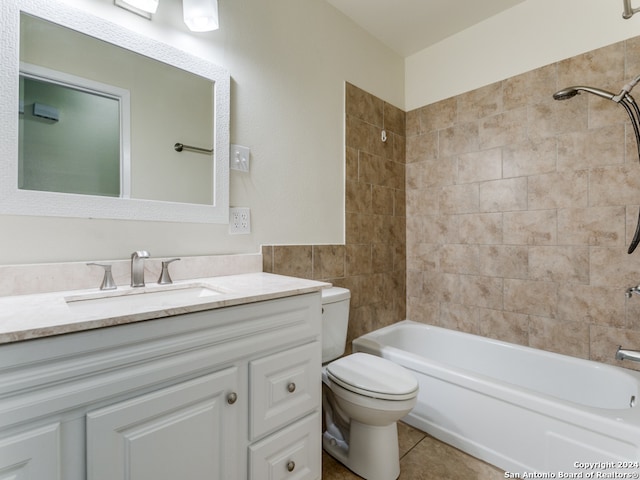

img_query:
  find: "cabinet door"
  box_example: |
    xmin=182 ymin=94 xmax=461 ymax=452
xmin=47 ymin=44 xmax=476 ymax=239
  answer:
xmin=0 ymin=424 xmax=61 ymax=480
xmin=87 ymin=367 xmax=240 ymax=480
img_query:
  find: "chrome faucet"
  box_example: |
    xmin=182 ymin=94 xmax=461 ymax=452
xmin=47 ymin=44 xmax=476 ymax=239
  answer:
xmin=131 ymin=250 xmax=150 ymax=287
xmin=626 ymin=285 xmax=640 ymax=298
xmin=616 ymin=346 xmax=640 ymax=363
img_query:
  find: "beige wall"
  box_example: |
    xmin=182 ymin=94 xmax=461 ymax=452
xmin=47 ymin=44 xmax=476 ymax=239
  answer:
xmin=272 ymin=39 xmax=640 ymax=374
xmin=407 ymin=38 xmax=640 ymax=371
xmin=264 ymin=83 xmax=406 ymax=347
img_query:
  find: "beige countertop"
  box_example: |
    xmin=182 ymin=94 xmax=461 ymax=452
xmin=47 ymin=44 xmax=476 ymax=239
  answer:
xmin=0 ymin=272 xmax=329 ymax=344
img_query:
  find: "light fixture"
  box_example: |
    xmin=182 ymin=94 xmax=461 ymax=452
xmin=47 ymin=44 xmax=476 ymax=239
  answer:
xmin=114 ymin=0 xmax=159 ymax=19
xmin=183 ymin=0 xmax=219 ymax=32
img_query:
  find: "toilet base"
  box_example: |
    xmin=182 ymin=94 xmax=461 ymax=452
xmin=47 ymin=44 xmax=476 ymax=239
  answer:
xmin=323 ymin=420 xmax=400 ymax=480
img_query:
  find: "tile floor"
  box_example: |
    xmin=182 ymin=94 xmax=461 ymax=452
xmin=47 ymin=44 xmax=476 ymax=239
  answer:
xmin=321 ymin=422 xmax=505 ymax=479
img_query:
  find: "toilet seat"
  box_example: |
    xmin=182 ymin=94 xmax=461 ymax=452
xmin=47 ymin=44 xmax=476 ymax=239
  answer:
xmin=326 ymin=353 xmax=418 ymax=401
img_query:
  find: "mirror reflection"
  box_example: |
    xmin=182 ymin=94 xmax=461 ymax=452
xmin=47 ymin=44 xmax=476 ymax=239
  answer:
xmin=19 ymin=13 xmax=214 ymax=205
xmin=19 ymin=70 xmax=123 ymax=197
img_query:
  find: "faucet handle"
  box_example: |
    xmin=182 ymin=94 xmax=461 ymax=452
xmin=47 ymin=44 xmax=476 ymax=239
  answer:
xmin=87 ymin=263 xmax=117 ymax=291
xmin=158 ymin=258 xmax=181 ymax=285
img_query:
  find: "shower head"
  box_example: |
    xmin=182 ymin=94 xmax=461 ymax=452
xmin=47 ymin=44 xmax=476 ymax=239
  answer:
xmin=552 ymin=86 xmax=617 ymax=102
xmin=552 ymin=88 xmax=580 ymax=101
xmin=553 ymin=74 xmax=640 ymax=254
xmin=553 ymin=75 xmax=640 ymax=103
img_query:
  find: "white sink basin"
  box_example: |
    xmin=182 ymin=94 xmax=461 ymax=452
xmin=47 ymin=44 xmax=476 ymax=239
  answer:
xmin=65 ymin=284 xmax=222 ymax=315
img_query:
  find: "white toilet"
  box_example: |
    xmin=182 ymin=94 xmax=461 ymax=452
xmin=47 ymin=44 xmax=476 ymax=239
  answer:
xmin=321 ymin=287 xmax=418 ymax=480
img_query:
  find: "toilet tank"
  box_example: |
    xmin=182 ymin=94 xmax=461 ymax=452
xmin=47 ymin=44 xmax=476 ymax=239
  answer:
xmin=321 ymin=287 xmax=351 ymax=363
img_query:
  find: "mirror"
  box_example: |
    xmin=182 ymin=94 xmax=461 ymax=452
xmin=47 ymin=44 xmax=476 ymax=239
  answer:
xmin=0 ymin=0 xmax=230 ymax=223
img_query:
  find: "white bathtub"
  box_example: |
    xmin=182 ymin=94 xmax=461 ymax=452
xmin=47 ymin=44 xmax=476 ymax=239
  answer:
xmin=353 ymin=320 xmax=640 ymax=476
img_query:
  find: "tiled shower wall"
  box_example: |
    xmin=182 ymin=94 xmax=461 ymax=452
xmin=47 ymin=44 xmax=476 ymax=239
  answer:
xmin=263 ymin=83 xmax=406 ymax=346
xmin=407 ymin=38 xmax=640 ymax=370
xmin=266 ymin=39 xmax=640 ymax=371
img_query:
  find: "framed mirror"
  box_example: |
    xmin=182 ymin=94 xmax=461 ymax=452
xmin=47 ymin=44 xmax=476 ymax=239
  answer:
xmin=0 ymin=0 xmax=230 ymax=223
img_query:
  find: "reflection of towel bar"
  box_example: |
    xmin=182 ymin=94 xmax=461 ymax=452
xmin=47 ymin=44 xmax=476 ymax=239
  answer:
xmin=174 ymin=142 xmax=213 ymax=155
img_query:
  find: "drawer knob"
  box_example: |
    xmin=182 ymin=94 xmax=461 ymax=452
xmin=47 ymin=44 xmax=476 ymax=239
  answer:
xmin=287 ymin=382 xmax=296 ymax=393
xmin=227 ymin=392 xmax=238 ymax=405
xmin=287 ymin=460 xmax=295 ymax=472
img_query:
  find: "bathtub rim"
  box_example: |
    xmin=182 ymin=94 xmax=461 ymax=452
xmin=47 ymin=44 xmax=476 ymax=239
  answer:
xmin=353 ymin=320 xmax=640 ymax=426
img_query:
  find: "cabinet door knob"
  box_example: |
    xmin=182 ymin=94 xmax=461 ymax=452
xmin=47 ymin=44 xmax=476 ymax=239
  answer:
xmin=287 ymin=382 xmax=296 ymax=393
xmin=227 ymin=392 xmax=238 ymax=404
xmin=287 ymin=460 xmax=295 ymax=472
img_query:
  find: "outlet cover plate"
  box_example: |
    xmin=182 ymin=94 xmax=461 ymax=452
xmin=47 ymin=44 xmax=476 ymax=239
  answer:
xmin=229 ymin=207 xmax=251 ymax=234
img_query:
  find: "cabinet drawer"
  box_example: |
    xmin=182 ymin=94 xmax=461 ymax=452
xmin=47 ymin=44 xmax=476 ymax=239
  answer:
xmin=248 ymin=412 xmax=320 ymax=480
xmin=250 ymin=342 xmax=320 ymax=440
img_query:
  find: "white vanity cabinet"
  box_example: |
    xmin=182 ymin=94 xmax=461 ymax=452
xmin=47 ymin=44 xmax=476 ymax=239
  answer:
xmin=0 ymin=292 xmax=322 ymax=480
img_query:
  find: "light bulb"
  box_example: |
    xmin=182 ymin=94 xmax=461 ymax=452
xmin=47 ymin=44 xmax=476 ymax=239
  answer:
xmin=183 ymin=0 xmax=219 ymax=32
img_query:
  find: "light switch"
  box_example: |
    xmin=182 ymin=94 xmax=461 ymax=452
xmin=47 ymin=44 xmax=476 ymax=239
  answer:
xmin=230 ymin=144 xmax=250 ymax=172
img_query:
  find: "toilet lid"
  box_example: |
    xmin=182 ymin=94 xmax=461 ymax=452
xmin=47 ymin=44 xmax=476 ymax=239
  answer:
xmin=326 ymin=352 xmax=418 ymax=400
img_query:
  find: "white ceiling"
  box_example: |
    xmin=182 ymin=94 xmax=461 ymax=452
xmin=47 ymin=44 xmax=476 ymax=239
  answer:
xmin=326 ymin=0 xmax=525 ymax=57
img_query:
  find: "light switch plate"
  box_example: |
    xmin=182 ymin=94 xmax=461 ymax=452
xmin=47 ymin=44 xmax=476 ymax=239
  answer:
xmin=229 ymin=207 xmax=251 ymax=234
xmin=230 ymin=144 xmax=250 ymax=172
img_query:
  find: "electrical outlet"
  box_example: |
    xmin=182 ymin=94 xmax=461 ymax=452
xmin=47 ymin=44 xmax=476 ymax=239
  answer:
xmin=230 ymin=144 xmax=250 ymax=172
xmin=229 ymin=207 xmax=251 ymax=234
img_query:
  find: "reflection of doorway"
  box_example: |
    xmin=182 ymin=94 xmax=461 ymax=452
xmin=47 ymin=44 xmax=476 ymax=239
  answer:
xmin=19 ymin=62 xmax=130 ymax=198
